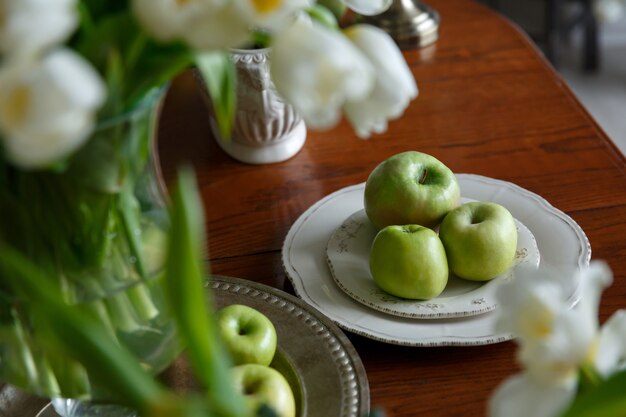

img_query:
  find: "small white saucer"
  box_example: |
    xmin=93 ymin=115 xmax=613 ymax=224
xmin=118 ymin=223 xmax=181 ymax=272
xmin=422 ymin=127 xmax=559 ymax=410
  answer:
xmin=326 ymin=205 xmax=540 ymax=319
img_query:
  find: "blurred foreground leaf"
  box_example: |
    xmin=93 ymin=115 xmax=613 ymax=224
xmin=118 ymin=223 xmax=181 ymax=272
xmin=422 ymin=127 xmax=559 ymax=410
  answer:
xmin=0 ymin=245 xmax=165 ymax=410
xmin=164 ymin=168 xmax=248 ymax=417
xmin=194 ymin=52 xmax=236 ymax=140
xmin=561 ymin=368 xmax=626 ymax=417
xmin=0 ymin=168 xmax=248 ymax=417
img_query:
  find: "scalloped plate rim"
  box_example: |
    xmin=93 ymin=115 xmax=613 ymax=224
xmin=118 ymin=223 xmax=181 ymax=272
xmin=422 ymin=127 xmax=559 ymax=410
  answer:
xmin=281 ymin=173 xmax=591 ymax=347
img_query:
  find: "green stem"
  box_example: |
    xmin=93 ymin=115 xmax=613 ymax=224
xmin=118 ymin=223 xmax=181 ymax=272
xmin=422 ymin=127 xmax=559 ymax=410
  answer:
xmin=0 ymin=245 xmax=167 ymax=410
xmin=127 ymin=283 xmax=159 ymax=322
xmin=126 ymin=32 xmax=148 ymax=74
xmin=10 ymin=309 xmax=39 ymax=391
xmin=32 ymin=354 xmax=61 ymax=397
xmin=105 ymin=292 xmax=142 ymax=334
xmin=49 ymin=357 xmax=91 ymax=400
xmin=118 ymin=188 xmax=147 ymax=278
xmin=83 ymin=299 xmax=121 ymax=344
xmin=165 ymin=169 xmax=249 ymax=417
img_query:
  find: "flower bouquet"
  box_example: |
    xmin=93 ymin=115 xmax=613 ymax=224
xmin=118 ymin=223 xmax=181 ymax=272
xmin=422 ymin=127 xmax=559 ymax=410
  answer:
xmin=0 ymin=0 xmax=417 ymax=415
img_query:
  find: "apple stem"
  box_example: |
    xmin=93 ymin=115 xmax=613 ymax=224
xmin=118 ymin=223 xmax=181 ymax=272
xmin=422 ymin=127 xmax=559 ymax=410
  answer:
xmin=419 ymin=169 xmax=429 ymax=184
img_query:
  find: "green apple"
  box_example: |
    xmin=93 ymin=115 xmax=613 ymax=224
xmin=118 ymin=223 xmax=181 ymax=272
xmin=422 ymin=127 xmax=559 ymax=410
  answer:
xmin=369 ymin=224 xmax=448 ymax=300
xmin=364 ymin=151 xmax=460 ymax=229
xmin=439 ymin=201 xmax=518 ymax=281
xmin=217 ymin=304 xmax=277 ymax=366
xmin=231 ymin=364 xmax=296 ymax=417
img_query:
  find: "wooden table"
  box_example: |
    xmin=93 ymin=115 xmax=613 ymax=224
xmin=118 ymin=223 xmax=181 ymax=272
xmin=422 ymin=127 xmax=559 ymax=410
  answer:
xmin=157 ymin=1 xmax=626 ymax=416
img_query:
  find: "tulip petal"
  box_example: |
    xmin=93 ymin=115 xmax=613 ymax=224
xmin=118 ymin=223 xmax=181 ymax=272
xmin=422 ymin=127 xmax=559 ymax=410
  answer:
xmin=595 ymin=309 xmax=626 ymax=377
xmin=132 ymin=0 xmax=252 ymax=50
xmin=342 ymin=24 xmax=417 ymax=138
xmin=344 ymin=0 xmax=392 ymax=16
xmin=495 ymin=264 xmax=568 ymax=342
xmin=243 ymin=0 xmax=312 ymax=32
xmin=132 ymin=0 xmax=194 ymax=42
xmin=182 ymin=4 xmax=251 ymax=50
xmin=488 ymin=373 xmax=577 ymax=417
xmin=42 ymin=49 xmax=106 ymax=109
xmin=0 ymin=49 xmax=105 ymax=168
xmin=518 ymin=310 xmax=591 ymax=384
xmin=270 ymin=19 xmax=374 ymax=129
xmin=574 ymin=261 xmax=613 ymax=334
xmin=495 ymin=262 xmax=613 ymax=386
xmin=0 ymin=0 xmax=78 ymax=56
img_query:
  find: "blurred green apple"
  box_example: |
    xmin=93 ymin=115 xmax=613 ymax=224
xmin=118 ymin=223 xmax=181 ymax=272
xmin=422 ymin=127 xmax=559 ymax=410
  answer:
xmin=439 ymin=202 xmax=518 ymax=281
xmin=369 ymin=224 xmax=448 ymax=300
xmin=217 ymin=304 xmax=277 ymax=366
xmin=364 ymin=151 xmax=460 ymax=229
xmin=231 ymin=364 xmax=296 ymax=417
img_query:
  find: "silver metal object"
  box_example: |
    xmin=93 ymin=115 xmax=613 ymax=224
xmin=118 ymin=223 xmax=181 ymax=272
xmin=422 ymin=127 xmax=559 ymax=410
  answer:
xmin=36 ymin=274 xmax=370 ymax=417
xmin=362 ymin=0 xmax=440 ymax=49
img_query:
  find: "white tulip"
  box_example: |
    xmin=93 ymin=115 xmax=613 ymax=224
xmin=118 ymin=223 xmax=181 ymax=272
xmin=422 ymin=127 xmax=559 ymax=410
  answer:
xmin=344 ymin=0 xmax=392 ymax=16
xmin=238 ymin=0 xmax=311 ymax=32
xmin=488 ymin=373 xmax=577 ymax=417
xmin=490 ymin=309 xmax=626 ymax=417
xmin=132 ymin=0 xmax=250 ymax=50
xmin=495 ymin=267 xmax=568 ymax=343
xmin=270 ymin=19 xmax=375 ymax=130
xmin=593 ymin=309 xmax=626 ymax=377
xmin=497 ymin=263 xmax=612 ymax=381
xmin=0 ymin=49 xmax=105 ymax=169
xmin=131 ymin=0 xmax=201 ymax=43
xmin=0 ymin=0 xmax=78 ymax=57
xmin=342 ymin=24 xmax=417 ymax=138
xmin=181 ymin=3 xmax=252 ymax=50
xmin=488 ymin=261 xmax=625 ymax=417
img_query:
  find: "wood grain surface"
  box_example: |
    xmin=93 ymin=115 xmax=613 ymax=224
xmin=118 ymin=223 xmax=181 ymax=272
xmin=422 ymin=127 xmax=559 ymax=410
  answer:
xmin=157 ymin=1 xmax=626 ymax=416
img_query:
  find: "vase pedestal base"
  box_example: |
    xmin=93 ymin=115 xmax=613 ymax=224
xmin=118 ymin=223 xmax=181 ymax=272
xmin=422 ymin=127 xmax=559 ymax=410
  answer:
xmin=212 ymin=120 xmax=307 ymax=165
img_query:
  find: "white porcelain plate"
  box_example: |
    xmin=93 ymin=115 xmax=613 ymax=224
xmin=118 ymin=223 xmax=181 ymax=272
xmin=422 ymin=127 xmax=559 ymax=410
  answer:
xmin=326 ymin=202 xmax=540 ymax=319
xmin=282 ymin=174 xmax=591 ymax=346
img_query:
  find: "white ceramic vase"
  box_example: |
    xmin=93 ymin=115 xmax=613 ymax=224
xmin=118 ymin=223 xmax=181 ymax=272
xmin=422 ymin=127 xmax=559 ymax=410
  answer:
xmin=204 ymin=48 xmax=306 ymax=165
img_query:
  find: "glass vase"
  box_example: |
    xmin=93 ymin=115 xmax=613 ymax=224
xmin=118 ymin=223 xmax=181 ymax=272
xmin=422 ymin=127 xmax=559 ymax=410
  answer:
xmin=0 ymin=87 xmax=181 ymax=416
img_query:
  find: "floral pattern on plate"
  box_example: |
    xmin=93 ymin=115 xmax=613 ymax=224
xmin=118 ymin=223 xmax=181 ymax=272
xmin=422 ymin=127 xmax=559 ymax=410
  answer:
xmin=326 ymin=204 xmax=540 ymax=319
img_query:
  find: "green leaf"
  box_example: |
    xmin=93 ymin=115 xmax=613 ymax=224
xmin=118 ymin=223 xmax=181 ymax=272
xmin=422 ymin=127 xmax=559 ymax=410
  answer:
xmin=118 ymin=186 xmax=146 ymax=277
xmin=164 ymin=168 xmax=248 ymax=417
xmin=78 ymin=0 xmax=129 ymax=19
xmin=315 ymin=0 xmax=347 ymax=20
xmin=307 ymin=4 xmax=340 ymax=30
xmin=251 ymin=31 xmax=272 ymax=49
xmin=68 ymin=134 xmax=122 ymax=193
xmin=75 ymin=2 xmax=96 ymax=36
xmin=102 ymin=46 xmax=126 ymax=116
xmin=194 ymin=52 xmax=237 ymax=140
xmin=560 ymin=368 xmax=626 ymax=417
